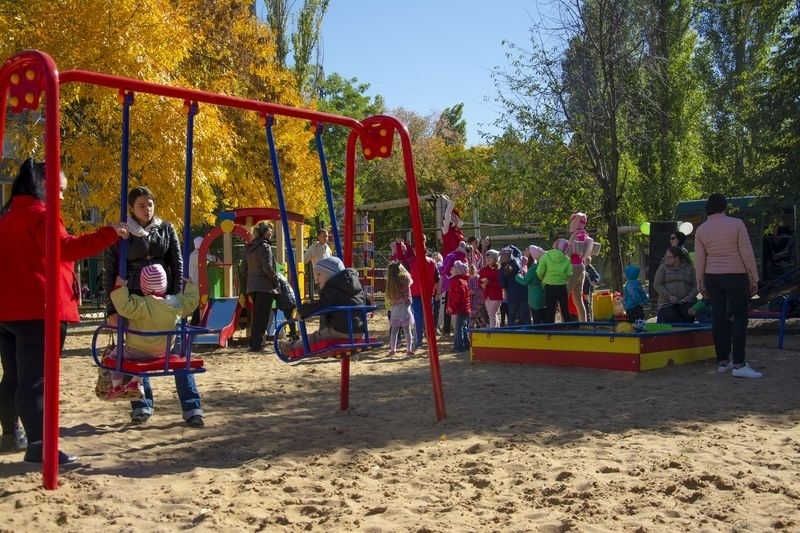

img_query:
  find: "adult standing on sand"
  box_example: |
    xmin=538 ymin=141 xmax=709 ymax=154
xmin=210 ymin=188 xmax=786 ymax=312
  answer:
xmin=105 ymin=186 xmax=206 ymax=426
xmin=0 ymin=159 xmax=128 ymax=464
xmin=694 ymin=192 xmax=761 ymax=378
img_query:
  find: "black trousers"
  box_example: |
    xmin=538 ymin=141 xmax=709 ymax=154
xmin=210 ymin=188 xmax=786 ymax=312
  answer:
xmin=249 ymin=292 xmax=276 ymax=349
xmin=0 ymin=320 xmax=66 ymax=442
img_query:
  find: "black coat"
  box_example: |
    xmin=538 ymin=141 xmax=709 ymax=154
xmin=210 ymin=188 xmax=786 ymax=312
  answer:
xmin=104 ymin=220 xmax=182 ymax=314
xmin=299 ymin=268 xmax=368 ymax=335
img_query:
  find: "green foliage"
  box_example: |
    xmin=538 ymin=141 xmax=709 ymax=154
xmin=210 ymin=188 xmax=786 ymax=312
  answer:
xmin=755 ymin=5 xmax=800 ymax=201
xmin=435 ymin=104 xmax=467 ymax=147
xmin=693 ymin=0 xmax=793 ymax=195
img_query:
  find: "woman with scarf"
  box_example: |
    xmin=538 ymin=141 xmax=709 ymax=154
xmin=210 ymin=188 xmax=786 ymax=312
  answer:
xmin=104 ymin=186 xmax=205 ymax=427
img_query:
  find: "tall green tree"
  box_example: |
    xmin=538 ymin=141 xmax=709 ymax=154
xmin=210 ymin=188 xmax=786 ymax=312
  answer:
xmin=258 ymin=0 xmax=328 ymax=96
xmin=313 ymin=72 xmax=385 ymax=227
xmin=755 ymin=4 xmax=800 ymax=201
xmin=632 ymin=0 xmax=705 ymax=218
xmin=693 ymin=0 xmax=792 ymax=195
xmin=292 ymin=0 xmax=329 ymax=94
xmin=434 ymin=104 xmax=467 ymax=147
xmin=492 ymin=0 xmax=650 ymax=289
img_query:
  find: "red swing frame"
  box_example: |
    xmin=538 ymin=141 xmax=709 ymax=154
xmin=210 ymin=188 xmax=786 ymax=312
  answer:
xmin=0 ymin=50 xmax=446 ymax=490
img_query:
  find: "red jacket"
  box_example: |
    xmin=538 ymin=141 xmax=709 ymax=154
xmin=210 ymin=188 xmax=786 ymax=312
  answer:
xmin=479 ymin=264 xmax=503 ymax=301
xmin=0 ymin=196 xmax=120 ymax=322
xmin=446 ymin=275 xmax=471 ymax=316
xmin=442 ymin=226 xmax=465 ymax=257
xmin=408 ymin=254 xmax=437 ymax=297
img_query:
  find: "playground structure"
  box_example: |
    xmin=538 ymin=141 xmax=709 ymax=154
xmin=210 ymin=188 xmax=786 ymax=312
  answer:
xmin=354 ymin=194 xmax=448 ymax=298
xmin=191 ymin=207 xmax=306 ymax=348
xmin=0 ymin=50 xmax=444 ymax=489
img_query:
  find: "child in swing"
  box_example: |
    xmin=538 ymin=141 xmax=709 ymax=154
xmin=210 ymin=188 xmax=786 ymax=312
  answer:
xmin=277 ymin=257 xmax=369 ymax=356
xmin=106 ymin=264 xmax=199 ymax=401
xmin=385 ymin=261 xmax=415 ymax=355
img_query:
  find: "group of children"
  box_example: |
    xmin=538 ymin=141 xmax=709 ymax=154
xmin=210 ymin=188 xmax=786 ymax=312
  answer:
xmin=106 ymin=212 xmax=709 ymax=374
xmin=382 ymin=219 xmax=602 ymax=354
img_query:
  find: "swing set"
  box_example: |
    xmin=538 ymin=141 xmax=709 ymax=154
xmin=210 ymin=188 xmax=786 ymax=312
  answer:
xmin=0 ymin=50 xmax=445 ymax=490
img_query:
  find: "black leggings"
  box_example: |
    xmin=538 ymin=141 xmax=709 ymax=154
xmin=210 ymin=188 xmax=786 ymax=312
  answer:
xmin=544 ymin=284 xmax=570 ymax=324
xmin=0 ymin=320 xmax=66 ymax=442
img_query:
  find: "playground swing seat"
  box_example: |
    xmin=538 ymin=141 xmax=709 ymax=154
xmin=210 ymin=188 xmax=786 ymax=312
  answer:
xmin=91 ymin=323 xmax=207 ymax=379
xmin=272 ymin=305 xmax=382 ymax=362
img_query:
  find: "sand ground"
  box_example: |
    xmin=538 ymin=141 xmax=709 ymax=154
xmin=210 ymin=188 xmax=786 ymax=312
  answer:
xmin=1 ymin=313 xmax=799 ymax=532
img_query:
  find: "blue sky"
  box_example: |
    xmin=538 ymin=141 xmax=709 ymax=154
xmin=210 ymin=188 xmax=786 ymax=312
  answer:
xmin=317 ymin=2 xmax=552 ymax=146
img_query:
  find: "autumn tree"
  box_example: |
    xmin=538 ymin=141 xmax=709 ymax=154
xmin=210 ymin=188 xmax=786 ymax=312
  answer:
xmin=0 ymin=0 xmax=321 ymax=231
xmin=180 ymin=0 xmax=322 ymax=217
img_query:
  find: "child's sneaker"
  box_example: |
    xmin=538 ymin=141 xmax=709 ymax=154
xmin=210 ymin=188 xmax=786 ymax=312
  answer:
xmin=104 ymin=384 xmax=126 ymax=401
xmin=1 ymin=425 xmax=26 ymax=454
xmin=123 ymin=380 xmax=145 ymax=399
xmin=277 ymin=339 xmax=292 ymax=355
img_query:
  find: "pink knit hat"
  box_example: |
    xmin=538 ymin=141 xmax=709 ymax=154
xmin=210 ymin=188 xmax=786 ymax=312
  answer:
xmin=451 ymin=260 xmax=468 ymax=276
xmin=528 ymin=245 xmax=545 ymax=261
xmin=553 ymin=238 xmax=570 ymax=254
xmin=569 ymin=212 xmax=587 ymax=233
xmin=140 ymin=264 xmax=167 ymax=296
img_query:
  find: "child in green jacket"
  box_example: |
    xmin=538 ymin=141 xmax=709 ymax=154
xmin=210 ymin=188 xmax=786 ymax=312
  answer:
xmin=536 ymin=239 xmax=574 ymax=323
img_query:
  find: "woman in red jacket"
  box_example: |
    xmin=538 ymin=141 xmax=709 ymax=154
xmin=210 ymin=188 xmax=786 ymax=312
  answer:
xmin=0 ymin=159 xmax=127 ymax=465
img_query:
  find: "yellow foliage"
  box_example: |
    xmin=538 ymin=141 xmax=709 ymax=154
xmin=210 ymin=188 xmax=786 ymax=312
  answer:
xmin=0 ymin=0 xmax=326 ymax=232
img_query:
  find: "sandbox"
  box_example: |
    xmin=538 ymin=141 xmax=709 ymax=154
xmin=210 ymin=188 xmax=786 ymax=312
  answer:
xmin=469 ymin=322 xmax=714 ymax=371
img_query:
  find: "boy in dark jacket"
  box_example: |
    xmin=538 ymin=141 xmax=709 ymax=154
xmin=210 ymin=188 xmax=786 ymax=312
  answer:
xmin=498 ymin=245 xmax=531 ymax=326
xmin=277 ymin=257 xmax=368 ymax=355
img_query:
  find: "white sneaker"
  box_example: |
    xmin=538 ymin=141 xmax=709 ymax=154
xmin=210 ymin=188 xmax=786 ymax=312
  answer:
xmin=717 ymin=360 xmax=733 ymax=373
xmin=732 ymin=363 xmax=762 ymax=379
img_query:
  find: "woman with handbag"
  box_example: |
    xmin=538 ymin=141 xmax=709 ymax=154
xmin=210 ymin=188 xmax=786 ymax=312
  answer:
xmin=104 ymin=186 xmax=205 ymax=427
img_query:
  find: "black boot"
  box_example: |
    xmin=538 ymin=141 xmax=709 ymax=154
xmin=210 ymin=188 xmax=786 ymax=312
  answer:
xmin=23 ymin=442 xmax=78 ymax=465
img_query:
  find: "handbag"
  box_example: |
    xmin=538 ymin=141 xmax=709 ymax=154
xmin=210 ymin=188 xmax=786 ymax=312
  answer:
xmin=94 ymin=334 xmax=120 ymax=400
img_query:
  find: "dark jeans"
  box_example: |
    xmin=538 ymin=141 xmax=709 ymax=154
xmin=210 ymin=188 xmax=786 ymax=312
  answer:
xmin=453 ymin=313 xmax=469 ymax=352
xmin=130 ymin=373 xmax=203 ymax=421
xmin=442 ymin=294 xmax=452 ymax=334
xmin=0 ymin=320 xmax=66 ymax=443
xmin=433 ymin=296 xmax=441 ymax=332
xmin=544 ymin=284 xmax=570 ymax=324
xmin=706 ymin=273 xmax=750 ymax=364
xmin=411 ymin=295 xmax=432 ymax=347
xmin=507 ymin=300 xmax=532 ymax=326
xmin=530 ymin=307 xmax=545 ymax=324
xmin=249 ymin=291 xmax=276 ymax=350
xmin=626 ymin=305 xmax=645 ymax=322
xmin=657 ymin=302 xmax=693 ymax=324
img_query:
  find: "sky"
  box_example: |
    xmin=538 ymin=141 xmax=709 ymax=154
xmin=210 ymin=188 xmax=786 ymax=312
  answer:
xmin=317 ymin=2 xmax=555 ymax=147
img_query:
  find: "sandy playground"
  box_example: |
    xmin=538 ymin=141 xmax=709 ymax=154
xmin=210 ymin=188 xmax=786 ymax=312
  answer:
xmin=1 ymin=313 xmax=799 ymax=532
